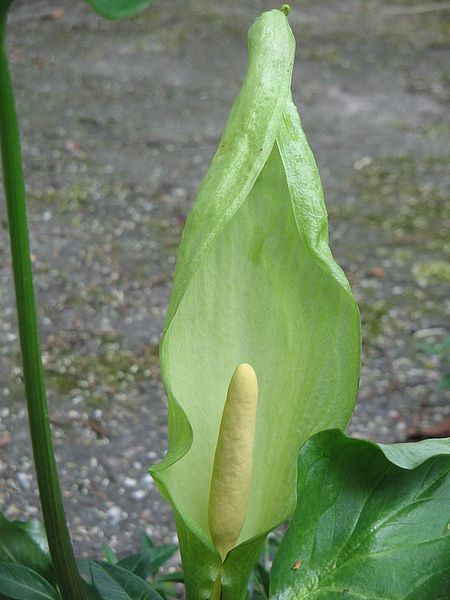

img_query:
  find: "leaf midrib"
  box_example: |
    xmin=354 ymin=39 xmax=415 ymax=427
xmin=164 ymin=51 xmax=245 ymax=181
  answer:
xmin=299 ymin=457 xmax=449 ymax=598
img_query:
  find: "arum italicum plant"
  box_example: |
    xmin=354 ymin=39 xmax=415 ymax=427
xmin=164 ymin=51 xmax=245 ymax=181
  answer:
xmin=0 ymin=2 xmax=449 ymax=599
xmin=150 ymin=7 xmax=361 ymax=599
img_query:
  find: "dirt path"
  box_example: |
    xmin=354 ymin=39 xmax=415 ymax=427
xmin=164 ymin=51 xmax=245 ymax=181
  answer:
xmin=0 ymin=0 xmax=448 ymax=556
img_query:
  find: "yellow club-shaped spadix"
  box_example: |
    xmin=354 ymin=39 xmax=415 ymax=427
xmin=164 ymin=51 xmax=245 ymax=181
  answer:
xmin=208 ymin=363 xmax=258 ymax=560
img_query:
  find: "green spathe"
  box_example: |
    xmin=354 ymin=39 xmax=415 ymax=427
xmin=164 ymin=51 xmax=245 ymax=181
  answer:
xmin=150 ymin=9 xmax=361 ymax=599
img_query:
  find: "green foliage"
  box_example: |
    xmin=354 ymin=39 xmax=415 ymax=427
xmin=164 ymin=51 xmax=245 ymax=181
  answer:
xmin=270 ymin=429 xmax=450 ymax=599
xmin=0 ymin=564 xmax=59 ymax=600
xmin=96 ymin=534 xmax=181 ymax=600
xmin=0 ymin=515 xmax=55 ymax=585
xmin=0 ymin=519 xmax=180 ymax=600
xmin=150 ymin=9 xmax=360 ymax=598
xmin=101 ymin=544 xmax=118 ymax=566
xmin=83 ymin=0 xmax=155 ymax=20
xmin=416 ymin=335 xmax=450 ymax=390
xmin=117 ymin=542 xmax=177 ymax=579
xmin=247 ymin=533 xmax=281 ymax=600
xmin=1 ymin=2 xmax=448 ymax=599
xmin=89 ymin=562 xmax=163 ymax=599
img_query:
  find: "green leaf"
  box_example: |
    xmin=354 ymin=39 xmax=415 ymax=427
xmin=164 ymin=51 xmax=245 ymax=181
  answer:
xmin=77 ymin=558 xmax=93 ymax=583
xmin=153 ymin=576 xmax=180 ymax=600
xmin=83 ymin=0 xmax=154 ymax=20
xmin=117 ymin=551 xmax=152 ymax=580
xmin=117 ymin=545 xmax=178 ymax=579
xmin=248 ymin=533 xmax=281 ymax=600
xmin=440 ymin=373 xmax=450 ymax=390
xmin=101 ymin=544 xmax=118 ymax=565
xmin=90 ymin=562 xmax=163 ymax=600
xmin=155 ymin=572 xmax=184 ymax=584
xmin=147 ymin=546 xmax=178 ymax=575
xmin=270 ymin=429 xmax=450 ymax=599
xmin=0 ymin=515 xmax=54 ymax=584
xmin=0 ymin=564 xmax=60 ymax=600
xmin=141 ymin=534 xmax=155 ymax=550
xmin=150 ymin=8 xmax=360 ymax=599
xmin=251 ymin=563 xmax=270 ymax=598
xmin=379 ymin=437 xmax=450 ymax=468
xmin=84 ymin=584 xmax=103 ymax=600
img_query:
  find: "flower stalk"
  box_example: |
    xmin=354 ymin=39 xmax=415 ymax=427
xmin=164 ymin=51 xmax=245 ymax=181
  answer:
xmin=0 ymin=3 xmax=86 ymax=598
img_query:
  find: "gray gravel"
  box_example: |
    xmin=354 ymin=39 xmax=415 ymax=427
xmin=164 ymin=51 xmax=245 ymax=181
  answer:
xmin=0 ymin=0 xmax=449 ymax=557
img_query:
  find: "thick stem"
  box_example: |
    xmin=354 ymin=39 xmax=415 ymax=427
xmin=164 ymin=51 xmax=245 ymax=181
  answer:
xmin=0 ymin=5 xmax=86 ymax=599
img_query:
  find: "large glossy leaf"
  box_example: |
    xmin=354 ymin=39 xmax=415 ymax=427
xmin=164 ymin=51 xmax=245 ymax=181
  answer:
xmin=150 ymin=8 xmax=360 ymax=600
xmin=0 ymin=563 xmax=59 ymax=600
xmin=83 ymin=0 xmax=154 ymax=20
xmin=379 ymin=437 xmax=450 ymax=468
xmin=90 ymin=562 xmax=163 ymax=600
xmin=0 ymin=514 xmax=54 ymax=584
xmin=270 ymin=429 xmax=450 ymax=599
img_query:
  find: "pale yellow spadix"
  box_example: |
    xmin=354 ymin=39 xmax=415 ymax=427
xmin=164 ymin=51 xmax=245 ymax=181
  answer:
xmin=208 ymin=363 xmax=258 ymax=560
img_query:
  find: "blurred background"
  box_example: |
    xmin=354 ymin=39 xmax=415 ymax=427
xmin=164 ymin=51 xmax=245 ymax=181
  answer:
xmin=0 ymin=0 xmax=449 ymax=556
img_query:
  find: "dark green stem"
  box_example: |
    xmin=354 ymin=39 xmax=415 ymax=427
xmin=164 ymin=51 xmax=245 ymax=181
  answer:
xmin=0 ymin=4 xmax=86 ymax=599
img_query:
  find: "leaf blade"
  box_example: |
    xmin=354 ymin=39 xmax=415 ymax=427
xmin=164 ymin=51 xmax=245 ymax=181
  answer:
xmin=83 ymin=0 xmax=154 ymax=20
xmin=0 ymin=515 xmax=54 ymax=584
xmin=90 ymin=562 xmax=163 ymax=600
xmin=0 ymin=563 xmax=59 ymax=600
xmin=270 ymin=430 xmax=450 ymax=599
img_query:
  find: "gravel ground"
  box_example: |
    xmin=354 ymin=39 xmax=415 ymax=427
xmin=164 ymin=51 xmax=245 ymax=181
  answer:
xmin=0 ymin=0 xmax=449 ymax=557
